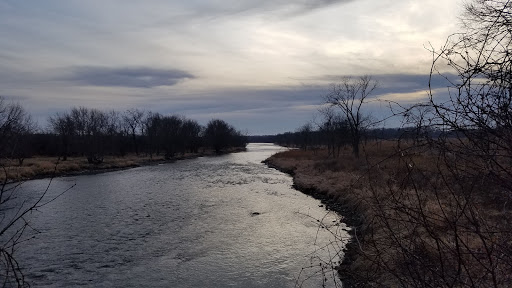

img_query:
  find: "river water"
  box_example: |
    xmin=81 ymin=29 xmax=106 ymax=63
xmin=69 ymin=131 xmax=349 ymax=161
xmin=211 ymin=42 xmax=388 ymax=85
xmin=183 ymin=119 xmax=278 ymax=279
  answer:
xmin=13 ymin=143 xmax=348 ymax=287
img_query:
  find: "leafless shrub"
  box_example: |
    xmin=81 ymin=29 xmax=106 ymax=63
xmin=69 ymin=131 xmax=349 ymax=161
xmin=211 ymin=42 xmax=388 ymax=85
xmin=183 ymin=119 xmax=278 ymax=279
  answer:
xmin=0 ymin=98 xmax=73 ymax=287
xmin=348 ymin=1 xmax=512 ymax=286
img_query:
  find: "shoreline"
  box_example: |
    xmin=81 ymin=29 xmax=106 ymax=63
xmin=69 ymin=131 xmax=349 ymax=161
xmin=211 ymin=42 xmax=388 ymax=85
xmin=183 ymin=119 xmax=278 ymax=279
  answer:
xmin=263 ymin=154 xmax=365 ymax=287
xmin=263 ymin=142 xmax=512 ymax=287
xmin=2 ymin=147 xmax=246 ymax=183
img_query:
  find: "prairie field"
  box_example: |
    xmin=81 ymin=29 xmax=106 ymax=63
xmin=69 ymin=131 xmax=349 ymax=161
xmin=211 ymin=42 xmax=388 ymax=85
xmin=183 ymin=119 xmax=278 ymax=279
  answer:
xmin=265 ymin=140 xmax=512 ymax=287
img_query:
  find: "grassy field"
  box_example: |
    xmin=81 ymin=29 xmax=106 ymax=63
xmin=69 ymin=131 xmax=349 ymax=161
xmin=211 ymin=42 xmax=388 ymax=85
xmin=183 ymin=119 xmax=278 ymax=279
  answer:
xmin=265 ymin=140 xmax=512 ymax=287
xmin=0 ymin=155 xmax=150 ymax=182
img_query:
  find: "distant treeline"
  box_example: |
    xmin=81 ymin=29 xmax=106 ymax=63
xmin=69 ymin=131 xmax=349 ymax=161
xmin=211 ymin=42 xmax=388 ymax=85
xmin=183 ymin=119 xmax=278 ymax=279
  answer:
xmin=0 ymin=99 xmax=247 ymax=164
xmin=249 ymin=125 xmax=446 ymax=151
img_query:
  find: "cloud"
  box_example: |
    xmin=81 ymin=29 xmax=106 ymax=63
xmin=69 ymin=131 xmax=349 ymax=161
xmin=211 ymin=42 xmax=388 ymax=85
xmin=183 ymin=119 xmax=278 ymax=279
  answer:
xmin=376 ymin=90 xmax=430 ymax=103
xmin=61 ymin=66 xmax=195 ymax=88
xmin=184 ymin=0 xmax=355 ymax=19
xmin=0 ymin=0 xmax=463 ymax=135
xmin=252 ymin=0 xmax=356 ymax=16
xmin=0 ymin=94 xmax=30 ymax=101
xmin=314 ymin=73 xmax=459 ymax=95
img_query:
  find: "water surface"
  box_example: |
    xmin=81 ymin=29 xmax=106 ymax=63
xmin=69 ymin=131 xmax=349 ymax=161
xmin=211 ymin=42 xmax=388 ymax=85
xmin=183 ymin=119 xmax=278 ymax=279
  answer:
xmin=15 ymin=143 xmax=348 ymax=287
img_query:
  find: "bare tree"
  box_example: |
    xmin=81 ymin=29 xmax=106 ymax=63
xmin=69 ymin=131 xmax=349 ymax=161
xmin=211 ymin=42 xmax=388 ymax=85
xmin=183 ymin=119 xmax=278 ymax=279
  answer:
xmin=104 ymin=110 xmax=123 ymax=156
xmin=402 ymin=104 xmax=434 ymax=145
xmin=0 ymin=98 xmax=71 ymax=287
xmin=325 ymin=75 xmax=377 ymax=158
xmin=85 ymin=109 xmax=108 ymax=164
xmin=65 ymin=107 xmax=110 ymax=164
xmin=204 ymin=119 xmax=246 ymax=154
xmin=319 ymin=106 xmax=350 ymax=158
xmin=49 ymin=112 xmax=75 ymax=161
xmin=122 ymin=109 xmax=145 ymax=156
xmin=143 ymin=112 xmax=162 ymax=158
xmin=160 ymin=115 xmax=183 ymax=159
xmin=0 ymin=98 xmax=36 ymax=165
xmin=204 ymin=119 xmax=232 ymax=154
xmin=181 ymin=119 xmax=202 ymax=154
xmin=426 ymin=0 xmax=512 ymax=194
xmin=349 ymin=1 xmax=512 ymax=286
xmin=296 ymin=122 xmax=313 ymax=151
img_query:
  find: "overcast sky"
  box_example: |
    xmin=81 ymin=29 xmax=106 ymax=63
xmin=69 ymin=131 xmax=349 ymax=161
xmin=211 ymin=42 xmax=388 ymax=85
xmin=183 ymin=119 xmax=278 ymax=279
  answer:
xmin=0 ymin=0 xmax=463 ymax=135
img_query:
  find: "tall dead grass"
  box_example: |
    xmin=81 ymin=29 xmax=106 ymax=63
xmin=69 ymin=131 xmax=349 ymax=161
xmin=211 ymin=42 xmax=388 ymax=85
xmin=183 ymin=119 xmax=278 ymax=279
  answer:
xmin=265 ymin=140 xmax=512 ymax=287
xmin=0 ymin=154 xmax=159 ymax=182
xmin=0 ymin=148 xmax=246 ymax=182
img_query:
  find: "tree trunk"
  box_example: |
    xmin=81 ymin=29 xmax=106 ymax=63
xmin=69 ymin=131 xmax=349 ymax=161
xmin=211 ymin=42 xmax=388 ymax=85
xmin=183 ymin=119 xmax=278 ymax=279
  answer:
xmin=352 ymin=134 xmax=360 ymax=158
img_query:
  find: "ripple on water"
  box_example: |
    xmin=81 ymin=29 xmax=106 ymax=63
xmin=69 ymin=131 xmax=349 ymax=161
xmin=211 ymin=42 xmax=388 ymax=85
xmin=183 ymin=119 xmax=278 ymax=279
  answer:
xmin=14 ymin=144 xmax=348 ymax=288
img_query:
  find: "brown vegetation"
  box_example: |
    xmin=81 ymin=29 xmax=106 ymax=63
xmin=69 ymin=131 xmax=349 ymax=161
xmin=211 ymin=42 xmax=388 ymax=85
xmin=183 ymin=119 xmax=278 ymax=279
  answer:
xmin=0 ymin=147 xmax=246 ymax=182
xmin=265 ymin=140 xmax=512 ymax=287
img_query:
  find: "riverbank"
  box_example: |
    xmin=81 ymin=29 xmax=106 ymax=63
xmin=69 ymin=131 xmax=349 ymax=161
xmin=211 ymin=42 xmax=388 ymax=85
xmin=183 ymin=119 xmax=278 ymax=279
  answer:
xmin=0 ymin=147 xmax=246 ymax=182
xmin=264 ymin=141 xmax=512 ymax=287
xmin=263 ymin=147 xmax=369 ymax=286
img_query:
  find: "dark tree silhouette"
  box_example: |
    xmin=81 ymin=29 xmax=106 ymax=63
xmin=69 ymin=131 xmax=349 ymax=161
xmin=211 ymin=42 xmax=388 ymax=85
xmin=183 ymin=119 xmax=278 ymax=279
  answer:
xmin=49 ymin=112 xmax=75 ymax=161
xmin=160 ymin=115 xmax=183 ymax=159
xmin=325 ymin=75 xmax=377 ymax=158
xmin=204 ymin=119 xmax=246 ymax=154
xmin=0 ymin=98 xmax=35 ymax=165
xmin=181 ymin=119 xmax=202 ymax=153
xmin=296 ymin=122 xmax=313 ymax=151
xmin=319 ymin=106 xmax=350 ymax=158
xmin=204 ymin=119 xmax=233 ymax=154
xmin=123 ymin=109 xmax=144 ymax=156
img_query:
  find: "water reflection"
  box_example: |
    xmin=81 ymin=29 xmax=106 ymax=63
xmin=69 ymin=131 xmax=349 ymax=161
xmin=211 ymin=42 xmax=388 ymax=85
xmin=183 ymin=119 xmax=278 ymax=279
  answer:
xmin=15 ymin=144 xmax=348 ymax=287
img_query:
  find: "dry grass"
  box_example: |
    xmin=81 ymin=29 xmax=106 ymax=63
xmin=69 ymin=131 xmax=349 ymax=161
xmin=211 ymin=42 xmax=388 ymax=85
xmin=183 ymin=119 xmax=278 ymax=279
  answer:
xmin=266 ymin=140 xmax=512 ymax=287
xmin=0 ymin=149 xmax=238 ymax=182
xmin=0 ymin=147 xmax=247 ymax=182
xmin=0 ymin=155 xmax=141 ymax=182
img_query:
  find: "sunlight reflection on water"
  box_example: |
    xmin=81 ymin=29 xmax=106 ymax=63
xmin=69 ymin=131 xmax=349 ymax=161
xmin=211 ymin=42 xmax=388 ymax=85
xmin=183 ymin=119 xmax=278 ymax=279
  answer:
xmin=16 ymin=144 xmax=349 ymax=287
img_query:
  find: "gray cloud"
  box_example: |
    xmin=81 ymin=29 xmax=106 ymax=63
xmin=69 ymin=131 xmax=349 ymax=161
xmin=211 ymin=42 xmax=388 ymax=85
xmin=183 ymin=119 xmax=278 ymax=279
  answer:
xmin=184 ymin=0 xmax=356 ymax=19
xmin=134 ymin=73 xmax=447 ymax=120
xmin=62 ymin=67 xmax=194 ymax=88
xmin=278 ymin=0 xmax=355 ymax=15
xmin=254 ymin=0 xmax=354 ymax=13
xmin=20 ymin=72 xmax=448 ymax=135
xmin=0 ymin=94 xmax=30 ymax=101
xmin=373 ymin=73 xmax=458 ymax=93
xmin=316 ymin=73 xmax=459 ymax=95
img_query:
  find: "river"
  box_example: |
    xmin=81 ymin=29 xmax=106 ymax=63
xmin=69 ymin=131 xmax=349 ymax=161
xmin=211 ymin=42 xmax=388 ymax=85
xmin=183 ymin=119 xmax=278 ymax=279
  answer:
xmin=12 ymin=143 xmax=348 ymax=287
